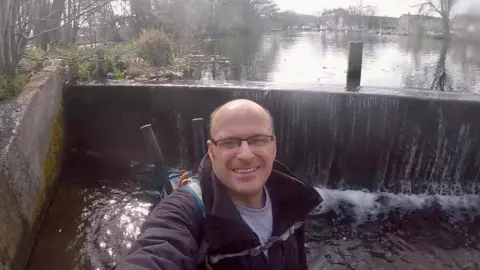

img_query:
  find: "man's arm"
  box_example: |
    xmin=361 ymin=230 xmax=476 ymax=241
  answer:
xmin=116 ymin=189 xmax=204 ymax=270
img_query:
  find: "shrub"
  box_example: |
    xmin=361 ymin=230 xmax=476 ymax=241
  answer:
xmin=133 ymin=29 xmax=174 ymax=68
xmin=18 ymin=47 xmax=51 ymax=73
xmin=104 ymin=43 xmax=132 ymax=78
xmin=77 ymin=61 xmax=96 ymax=80
xmin=126 ymin=57 xmax=154 ymax=77
xmin=0 ymin=75 xmax=28 ymax=101
xmin=54 ymin=47 xmax=97 ymax=80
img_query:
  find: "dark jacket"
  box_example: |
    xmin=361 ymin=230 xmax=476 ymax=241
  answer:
xmin=116 ymin=156 xmax=322 ymax=270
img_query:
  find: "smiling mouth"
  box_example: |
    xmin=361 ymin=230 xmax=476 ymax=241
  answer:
xmin=233 ymin=167 xmax=259 ymax=173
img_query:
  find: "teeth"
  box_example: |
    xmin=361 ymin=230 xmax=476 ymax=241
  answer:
xmin=234 ymin=167 xmax=257 ymax=173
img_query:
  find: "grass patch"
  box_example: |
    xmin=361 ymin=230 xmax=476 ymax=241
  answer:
xmin=0 ymin=75 xmax=28 ymax=101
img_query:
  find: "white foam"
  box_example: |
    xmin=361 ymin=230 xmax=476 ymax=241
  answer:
xmin=311 ymin=187 xmax=480 ymax=224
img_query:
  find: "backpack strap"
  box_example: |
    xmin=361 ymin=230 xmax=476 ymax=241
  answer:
xmin=182 ymin=180 xmax=209 ymax=265
xmin=182 ymin=180 xmax=304 ymax=267
xmin=207 ymin=222 xmax=304 ymax=264
xmin=184 ymin=180 xmax=205 ymax=215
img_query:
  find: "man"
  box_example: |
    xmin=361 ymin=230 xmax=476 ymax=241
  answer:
xmin=116 ymin=99 xmax=322 ymax=270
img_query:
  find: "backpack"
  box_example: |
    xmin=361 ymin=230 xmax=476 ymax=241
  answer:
xmin=168 ymin=173 xmax=209 ymax=264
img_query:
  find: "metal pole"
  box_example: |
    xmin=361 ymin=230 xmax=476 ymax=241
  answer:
xmin=192 ymin=118 xmax=207 ymax=169
xmin=346 ymin=41 xmax=363 ymax=90
xmin=140 ymin=124 xmax=173 ymax=195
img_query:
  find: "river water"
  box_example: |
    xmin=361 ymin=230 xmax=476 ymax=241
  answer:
xmin=185 ymin=31 xmax=480 ymax=93
xmin=27 ymin=153 xmax=480 ymax=270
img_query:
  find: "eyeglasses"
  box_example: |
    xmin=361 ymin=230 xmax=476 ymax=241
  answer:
xmin=211 ymin=135 xmax=275 ymax=150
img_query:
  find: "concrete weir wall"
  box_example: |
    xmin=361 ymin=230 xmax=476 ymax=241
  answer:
xmin=0 ymin=70 xmax=65 ymax=270
xmin=64 ymin=83 xmax=480 ymax=195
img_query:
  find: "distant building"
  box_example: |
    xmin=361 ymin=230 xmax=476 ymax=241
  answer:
xmin=321 ymin=9 xmax=397 ymax=32
xmin=397 ymin=14 xmax=443 ymax=35
xmin=321 ymin=8 xmax=350 ymax=31
xmin=452 ymin=14 xmax=480 ymax=36
xmin=376 ymin=16 xmax=398 ymax=30
xmin=349 ymin=15 xmax=398 ymax=30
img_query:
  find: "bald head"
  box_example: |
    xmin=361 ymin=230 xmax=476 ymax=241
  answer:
xmin=209 ymin=99 xmax=274 ymax=138
xmin=207 ymin=99 xmax=277 ymax=202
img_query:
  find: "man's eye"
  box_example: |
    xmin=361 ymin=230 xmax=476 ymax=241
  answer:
xmin=249 ymin=136 xmax=271 ymax=146
xmin=217 ymin=140 xmax=238 ymax=148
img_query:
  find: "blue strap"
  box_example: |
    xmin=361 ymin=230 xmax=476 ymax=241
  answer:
xmin=184 ymin=182 xmax=205 ymax=215
xmin=168 ymin=173 xmax=181 ymax=179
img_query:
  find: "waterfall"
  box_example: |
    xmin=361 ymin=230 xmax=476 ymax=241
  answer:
xmin=64 ymin=84 xmax=480 ymax=195
xmin=173 ymin=107 xmax=189 ymax=169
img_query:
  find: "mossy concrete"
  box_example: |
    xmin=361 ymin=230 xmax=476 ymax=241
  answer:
xmin=41 ymin=105 xmax=64 ymax=207
xmin=0 ymin=67 xmax=65 ymax=270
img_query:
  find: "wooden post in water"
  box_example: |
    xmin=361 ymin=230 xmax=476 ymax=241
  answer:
xmin=346 ymin=41 xmax=364 ymax=90
xmin=192 ymin=118 xmax=206 ymax=170
xmin=140 ymin=124 xmax=173 ymax=195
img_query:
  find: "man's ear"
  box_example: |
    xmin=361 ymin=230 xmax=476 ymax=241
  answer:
xmin=272 ymin=140 xmax=277 ymax=158
xmin=207 ymin=140 xmax=215 ymax=159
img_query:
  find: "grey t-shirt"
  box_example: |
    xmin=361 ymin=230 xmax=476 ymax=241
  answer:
xmin=234 ymin=188 xmax=273 ymax=257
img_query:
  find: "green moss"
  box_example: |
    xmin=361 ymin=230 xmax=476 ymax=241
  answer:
xmin=43 ymin=105 xmax=64 ymax=190
xmin=0 ymin=75 xmax=28 ymax=101
xmin=30 ymin=105 xmax=64 ymax=226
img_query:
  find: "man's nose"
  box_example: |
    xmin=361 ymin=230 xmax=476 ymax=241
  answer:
xmin=236 ymin=140 xmax=255 ymax=160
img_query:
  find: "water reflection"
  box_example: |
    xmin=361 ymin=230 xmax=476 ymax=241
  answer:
xmin=26 ymin=154 xmax=162 ymax=270
xmin=188 ymin=31 xmax=480 ymax=92
xmin=185 ymin=32 xmax=290 ymax=81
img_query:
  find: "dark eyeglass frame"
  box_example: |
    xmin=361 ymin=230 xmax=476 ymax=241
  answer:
xmin=210 ymin=134 xmax=276 ymax=149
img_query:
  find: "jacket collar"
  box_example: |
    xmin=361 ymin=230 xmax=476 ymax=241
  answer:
xmin=198 ymin=155 xmax=322 ymax=253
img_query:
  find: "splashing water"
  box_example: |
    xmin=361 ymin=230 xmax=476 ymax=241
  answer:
xmin=307 ymin=188 xmax=480 ymax=269
xmin=311 ymin=188 xmax=480 ymax=224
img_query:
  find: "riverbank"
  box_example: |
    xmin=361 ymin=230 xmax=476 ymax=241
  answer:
xmin=15 ymin=30 xmax=192 ymax=86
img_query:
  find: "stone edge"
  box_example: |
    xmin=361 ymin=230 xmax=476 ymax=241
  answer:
xmin=0 ymin=68 xmax=65 ymax=270
xmin=77 ymin=82 xmax=480 ymax=104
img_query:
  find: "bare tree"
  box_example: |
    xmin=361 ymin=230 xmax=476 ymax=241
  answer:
xmin=131 ymin=0 xmax=154 ymax=33
xmin=347 ymin=0 xmax=377 ymax=30
xmin=417 ymin=0 xmax=456 ymax=37
xmin=0 ymin=0 xmax=36 ymax=74
xmin=34 ymin=0 xmax=51 ymax=50
xmin=0 ymin=0 xmax=116 ymax=75
xmin=314 ymin=8 xmax=327 ymax=31
xmin=430 ymin=40 xmax=452 ymax=91
xmin=347 ymin=0 xmax=376 ymax=16
xmin=48 ymin=0 xmax=67 ymax=45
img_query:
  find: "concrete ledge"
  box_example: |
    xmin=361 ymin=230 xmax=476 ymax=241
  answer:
xmin=0 ymin=68 xmax=65 ymax=270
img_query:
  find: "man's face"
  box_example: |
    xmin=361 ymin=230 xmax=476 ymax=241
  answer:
xmin=207 ymin=107 xmax=276 ymax=198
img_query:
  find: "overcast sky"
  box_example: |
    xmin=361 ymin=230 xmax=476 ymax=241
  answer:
xmin=273 ymin=0 xmax=478 ymax=18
